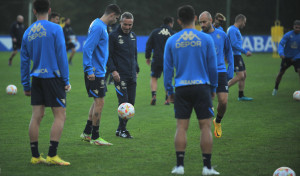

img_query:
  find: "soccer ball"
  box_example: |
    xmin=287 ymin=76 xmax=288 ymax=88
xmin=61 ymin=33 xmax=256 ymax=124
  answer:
xmin=293 ymin=91 xmax=300 ymax=101
xmin=273 ymin=167 xmax=295 ymax=176
xmin=6 ymin=85 xmax=17 ymax=95
xmin=118 ymin=103 xmax=135 ymax=120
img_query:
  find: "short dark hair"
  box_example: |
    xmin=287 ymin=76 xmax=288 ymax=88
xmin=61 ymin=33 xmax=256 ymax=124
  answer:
xmin=294 ymin=20 xmax=300 ymax=26
xmin=177 ymin=5 xmax=195 ymax=25
xmin=33 ymin=0 xmax=50 ymax=14
xmin=104 ymin=4 xmax=121 ymax=16
xmin=163 ymin=16 xmax=174 ymax=25
xmin=235 ymin=14 xmax=246 ymax=23
xmin=120 ymin=12 xmax=134 ymax=21
xmin=50 ymin=12 xmax=60 ymax=19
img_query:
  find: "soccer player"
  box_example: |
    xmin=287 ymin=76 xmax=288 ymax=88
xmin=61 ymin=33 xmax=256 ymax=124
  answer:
xmin=145 ymin=16 xmax=175 ymax=105
xmin=49 ymin=12 xmax=60 ymax=24
xmin=199 ymin=11 xmax=234 ymax=138
xmin=272 ymin=20 xmax=300 ymax=95
xmin=213 ymin=13 xmax=226 ymax=31
xmin=164 ymin=5 xmax=219 ymax=175
xmin=107 ymin=12 xmax=139 ymax=138
xmin=8 ymin=15 xmax=26 ymax=66
xmin=63 ymin=18 xmax=76 ymax=65
xmin=227 ymin=14 xmax=253 ymax=101
xmin=80 ymin=4 xmax=121 ymax=145
xmin=21 ymin=0 xmax=70 ymax=165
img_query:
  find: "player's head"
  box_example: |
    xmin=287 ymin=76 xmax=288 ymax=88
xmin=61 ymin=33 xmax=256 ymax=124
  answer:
xmin=163 ymin=16 xmax=174 ymax=28
xmin=17 ymin=15 xmax=24 ymax=23
xmin=33 ymin=0 xmax=50 ymax=15
xmin=199 ymin=11 xmax=213 ymax=33
xmin=104 ymin=4 xmax=121 ymax=25
xmin=50 ymin=12 xmax=60 ymax=24
xmin=234 ymin=14 xmax=246 ymax=29
xmin=293 ymin=20 xmax=300 ymax=34
xmin=65 ymin=18 xmax=71 ymax=25
xmin=214 ymin=13 xmax=226 ymax=28
xmin=177 ymin=5 xmax=196 ymax=28
xmin=120 ymin=12 xmax=134 ymax=34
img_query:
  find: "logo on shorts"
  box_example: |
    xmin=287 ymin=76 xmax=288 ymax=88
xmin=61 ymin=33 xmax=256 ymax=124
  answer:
xmin=225 ymin=86 xmax=228 ymax=90
xmin=239 ymin=61 xmax=243 ymax=66
xmin=61 ymin=99 xmax=66 ymax=104
xmin=116 ymin=85 xmax=120 ymax=90
xmin=121 ymin=81 xmax=126 ymax=87
xmin=93 ymin=89 xmax=99 ymax=94
xmin=101 ymin=80 xmax=105 ymax=86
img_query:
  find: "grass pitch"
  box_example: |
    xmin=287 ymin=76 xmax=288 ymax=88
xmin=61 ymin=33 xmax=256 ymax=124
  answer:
xmin=0 ymin=52 xmax=299 ymax=176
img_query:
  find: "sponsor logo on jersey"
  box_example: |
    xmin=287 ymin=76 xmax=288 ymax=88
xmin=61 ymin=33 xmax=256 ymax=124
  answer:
xmin=158 ymin=28 xmax=171 ymax=36
xmin=33 ymin=68 xmax=48 ymax=74
xmin=179 ymin=79 xmax=203 ymax=85
xmin=176 ymin=31 xmax=201 ymax=48
xmin=28 ymin=23 xmax=46 ymax=41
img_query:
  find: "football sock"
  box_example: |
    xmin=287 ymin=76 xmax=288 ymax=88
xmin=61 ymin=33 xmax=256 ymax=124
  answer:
xmin=30 ymin=141 xmax=40 ymax=158
xmin=165 ymin=94 xmax=168 ymax=100
xmin=202 ymin=153 xmax=211 ymax=169
xmin=83 ymin=120 xmax=92 ymax=134
xmin=92 ymin=126 xmax=99 ymax=140
xmin=216 ymin=114 xmax=223 ymax=123
xmin=176 ymin=151 xmax=185 ymax=167
xmin=239 ymin=91 xmax=244 ymax=98
xmin=48 ymin=141 xmax=59 ymax=157
xmin=275 ymin=83 xmax=279 ymax=90
xmin=152 ymin=91 xmax=156 ymax=98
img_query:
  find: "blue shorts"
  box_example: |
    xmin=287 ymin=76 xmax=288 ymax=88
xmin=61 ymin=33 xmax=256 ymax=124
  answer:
xmin=174 ymin=85 xmax=214 ymax=120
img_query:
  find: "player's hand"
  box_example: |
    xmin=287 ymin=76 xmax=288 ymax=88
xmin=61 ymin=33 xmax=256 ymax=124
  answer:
xmin=136 ymin=72 xmax=138 ymax=78
xmin=65 ymin=84 xmax=71 ymax=92
xmin=211 ymin=92 xmax=216 ymax=99
xmin=146 ymin=59 xmax=151 ymax=66
xmin=112 ymin=71 xmax=120 ymax=82
xmin=24 ymin=91 xmax=31 ymax=96
xmin=246 ymin=51 xmax=252 ymax=57
xmin=280 ymin=55 xmax=285 ymax=59
xmin=87 ymin=74 xmax=95 ymax=81
xmin=168 ymin=94 xmax=175 ymax=104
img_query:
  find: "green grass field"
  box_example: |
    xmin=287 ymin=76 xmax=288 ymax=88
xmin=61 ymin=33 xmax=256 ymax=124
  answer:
xmin=0 ymin=52 xmax=299 ymax=176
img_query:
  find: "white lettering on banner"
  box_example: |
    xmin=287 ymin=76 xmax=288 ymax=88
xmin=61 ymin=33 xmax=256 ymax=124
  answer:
xmin=243 ymin=37 xmax=253 ymax=51
xmin=253 ymin=36 xmax=264 ymax=51
xmin=264 ymin=37 xmax=277 ymax=51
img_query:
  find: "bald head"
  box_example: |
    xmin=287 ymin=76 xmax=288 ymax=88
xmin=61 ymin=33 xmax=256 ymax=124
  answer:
xmin=17 ymin=15 xmax=24 ymax=23
xmin=199 ymin=11 xmax=213 ymax=33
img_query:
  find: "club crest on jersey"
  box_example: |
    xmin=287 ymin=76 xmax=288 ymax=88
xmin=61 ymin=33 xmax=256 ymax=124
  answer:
xmin=119 ymin=39 xmax=124 ymax=44
xmin=176 ymin=31 xmax=201 ymax=48
xmin=217 ymin=34 xmax=221 ymax=39
xmin=291 ymin=41 xmax=298 ymax=49
xmin=28 ymin=23 xmax=46 ymax=41
xmin=130 ymin=33 xmax=135 ymax=40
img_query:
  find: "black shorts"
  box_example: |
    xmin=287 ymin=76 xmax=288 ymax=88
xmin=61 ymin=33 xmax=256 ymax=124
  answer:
xmin=280 ymin=58 xmax=300 ymax=72
xmin=66 ymin=42 xmax=75 ymax=51
xmin=31 ymin=77 xmax=66 ymax=107
xmin=174 ymin=85 xmax=214 ymax=120
xmin=12 ymin=41 xmax=21 ymax=50
xmin=84 ymin=73 xmax=106 ymax=98
xmin=234 ymin=55 xmax=246 ymax=72
xmin=151 ymin=61 xmax=163 ymax=78
xmin=216 ymin=72 xmax=229 ymax=93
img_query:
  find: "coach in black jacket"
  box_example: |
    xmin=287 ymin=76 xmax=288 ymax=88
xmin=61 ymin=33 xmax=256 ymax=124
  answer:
xmin=107 ymin=12 xmax=139 ymax=139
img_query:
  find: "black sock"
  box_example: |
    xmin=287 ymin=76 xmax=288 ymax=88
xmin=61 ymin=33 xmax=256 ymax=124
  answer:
xmin=275 ymin=83 xmax=279 ymax=90
xmin=48 ymin=141 xmax=59 ymax=157
xmin=202 ymin=153 xmax=211 ymax=169
xmin=239 ymin=91 xmax=244 ymax=98
xmin=176 ymin=151 xmax=185 ymax=167
xmin=216 ymin=114 xmax=223 ymax=123
xmin=92 ymin=126 xmax=99 ymax=140
xmin=30 ymin=142 xmax=40 ymax=158
xmin=152 ymin=91 xmax=156 ymax=98
xmin=165 ymin=94 xmax=168 ymax=100
xmin=83 ymin=120 xmax=92 ymax=134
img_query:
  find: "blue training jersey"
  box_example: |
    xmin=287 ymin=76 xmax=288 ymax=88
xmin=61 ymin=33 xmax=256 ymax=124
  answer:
xmin=278 ymin=30 xmax=300 ymax=60
xmin=21 ymin=20 xmax=69 ymax=91
xmin=83 ymin=18 xmax=109 ymax=77
xmin=227 ymin=25 xmax=247 ymax=55
xmin=164 ymin=28 xmax=218 ymax=95
xmin=202 ymin=29 xmax=234 ymax=80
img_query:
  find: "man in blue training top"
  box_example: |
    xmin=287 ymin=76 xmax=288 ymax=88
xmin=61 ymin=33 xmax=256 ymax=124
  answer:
xmin=80 ymin=4 xmax=121 ymax=145
xmin=145 ymin=16 xmax=175 ymax=106
xmin=213 ymin=13 xmax=226 ymax=31
xmin=272 ymin=20 xmax=300 ymax=96
xmin=227 ymin=14 xmax=253 ymax=101
xmin=199 ymin=11 xmax=234 ymax=139
xmin=21 ymin=0 xmax=70 ymax=165
xmin=164 ymin=5 xmax=219 ymax=175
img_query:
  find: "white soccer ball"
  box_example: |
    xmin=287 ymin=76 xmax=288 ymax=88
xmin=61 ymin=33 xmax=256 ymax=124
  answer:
xmin=273 ymin=167 xmax=295 ymax=176
xmin=293 ymin=91 xmax=300 ymax=101
xmin=118 ymin=103 xmax=135 ymax=120
xmin=6 ymin=85 xmax=17 ymax=95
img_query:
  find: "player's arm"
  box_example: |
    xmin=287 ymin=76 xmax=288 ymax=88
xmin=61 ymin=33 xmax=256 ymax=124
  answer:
xmin=135 ymin=36 xmax=140 ymax=74
xmin=107 ymin=33 xmax=120 ymax=82
xmin=83 ymin=25 xmax=102 ymax=77
xmin=206 ymin=37 xmax=218 ymax=94
xmin=20 ymin=35 xmax=31 ymax=96
xmin=224 ymin=35 xmax=234 ymax=80
xmin=55 ymin=27 xmax=70 ymax=87
xmin=145 ymin=31 xmax=154 ymax=65
xmin=228 ymin=30 xmax=247 ymax=54
xmin=278 ymin=33 xmax=289 ymax=58
xmin=163 ymin=39 xmax=174 ymax=98
xmin=10 ymin=23 xmax=17 ymax=42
